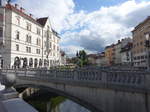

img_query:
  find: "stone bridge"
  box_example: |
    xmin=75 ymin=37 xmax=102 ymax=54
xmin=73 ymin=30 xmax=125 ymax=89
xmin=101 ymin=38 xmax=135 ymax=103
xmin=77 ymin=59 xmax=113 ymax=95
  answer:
xmin=0 ymin=68 xmax=150 ymax=112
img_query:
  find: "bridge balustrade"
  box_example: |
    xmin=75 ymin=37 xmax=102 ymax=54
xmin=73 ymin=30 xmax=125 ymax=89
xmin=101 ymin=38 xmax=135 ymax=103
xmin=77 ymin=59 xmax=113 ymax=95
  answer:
xmin=76 ymin=69 xmax=103 ymax=82
xmin=0 ymin=69 xmax=147 ymax=91
xmin=106 ymin=71 xmax=145 ymax=88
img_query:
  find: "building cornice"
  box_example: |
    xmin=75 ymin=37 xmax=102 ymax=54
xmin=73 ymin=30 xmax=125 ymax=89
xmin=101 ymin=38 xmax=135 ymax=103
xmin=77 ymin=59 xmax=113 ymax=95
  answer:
xmin=5 ymin=4 xmax=43 ymax=27
xmin=132 ymin=16 xmax=150 ymax=32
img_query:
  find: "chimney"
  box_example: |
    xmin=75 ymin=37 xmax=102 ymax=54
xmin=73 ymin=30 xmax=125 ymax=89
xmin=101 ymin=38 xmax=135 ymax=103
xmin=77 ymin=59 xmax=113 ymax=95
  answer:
xmin=20 ymin=7 xmax=25 ymax=12
xmin=29 ymin=14 xmax=33 ymax=17
xmin=15 ymin=4 xmax=18 ymax=8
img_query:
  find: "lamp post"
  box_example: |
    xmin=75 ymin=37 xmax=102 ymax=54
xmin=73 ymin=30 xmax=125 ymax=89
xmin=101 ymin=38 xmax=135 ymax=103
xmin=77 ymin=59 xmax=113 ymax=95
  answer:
xmin=145 ymin=33 xmax=150 ymax=71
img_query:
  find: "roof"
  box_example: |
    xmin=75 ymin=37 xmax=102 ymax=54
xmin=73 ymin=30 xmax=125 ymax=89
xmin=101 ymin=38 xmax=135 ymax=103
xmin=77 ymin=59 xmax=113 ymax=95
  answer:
xmin=52 ymin=29 xmax=61 ymax=38
xmin=5 ymin=4 xmax=43 ymax=27
xmin=87 ymin=53 xmax=105 ymax=59
xmin=132 ymin=16 xmax=150 ymax=32
xmin=37 ymin=17 xmax=48 ymax=26
xmin=5 ymin=3 xmax=61 ymax=38
xmin=120 ymin=42 xmax=133 ymax=52
xmin=105 ymin=44 xmax=115 ymax=49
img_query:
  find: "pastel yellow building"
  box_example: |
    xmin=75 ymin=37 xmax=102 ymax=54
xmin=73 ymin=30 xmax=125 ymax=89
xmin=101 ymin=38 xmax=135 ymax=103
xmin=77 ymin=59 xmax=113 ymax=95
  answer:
xmin=105 ymin=44 xmax=115 ymax=66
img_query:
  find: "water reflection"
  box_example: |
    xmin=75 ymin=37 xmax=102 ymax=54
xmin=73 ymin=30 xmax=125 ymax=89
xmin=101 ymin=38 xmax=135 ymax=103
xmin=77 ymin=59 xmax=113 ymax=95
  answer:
xmin=22 ymin=89 xmax=91 ymax=112
xmin=57 ymin=100 xmax=91 ymax=112
xmin=0 ymin=83 xmax=5 ymax=91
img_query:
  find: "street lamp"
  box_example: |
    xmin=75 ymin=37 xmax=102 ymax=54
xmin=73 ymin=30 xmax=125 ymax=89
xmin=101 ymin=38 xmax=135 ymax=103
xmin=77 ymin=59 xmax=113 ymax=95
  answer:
xmin=145 ymin=33 xmax=150 ymax=71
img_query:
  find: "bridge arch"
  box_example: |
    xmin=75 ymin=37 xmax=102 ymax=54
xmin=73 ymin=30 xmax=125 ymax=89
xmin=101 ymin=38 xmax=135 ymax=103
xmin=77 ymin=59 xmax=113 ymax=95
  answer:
xmin=15 ymin=84 xmax=103 ymax=112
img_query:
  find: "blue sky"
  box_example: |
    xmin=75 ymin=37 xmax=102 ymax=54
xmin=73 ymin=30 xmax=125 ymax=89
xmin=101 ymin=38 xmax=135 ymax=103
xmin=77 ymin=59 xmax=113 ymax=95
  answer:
xmin=75 ymin=0 xmax=131 ymax=12
xmin=12 ymin=0 xmax=150 ymax=56
xmin=74 ymin=0 xmax=150 ymax=12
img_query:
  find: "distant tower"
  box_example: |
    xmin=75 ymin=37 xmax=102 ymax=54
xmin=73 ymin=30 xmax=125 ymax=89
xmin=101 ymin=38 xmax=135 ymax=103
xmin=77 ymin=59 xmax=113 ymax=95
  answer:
xmin=0 ymin=0 xmax=7 ymax=6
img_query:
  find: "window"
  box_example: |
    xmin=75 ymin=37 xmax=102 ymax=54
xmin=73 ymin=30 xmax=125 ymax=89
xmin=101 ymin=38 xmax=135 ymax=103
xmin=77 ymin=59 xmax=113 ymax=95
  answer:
xmin=50 ymin=33 xmax=52 ymax=39
xmin=26 ymin=23 xmax=31 ymax=31
xmin=16 ymin=31 xmax=20 ymax=40
xmin=37 ymin=28 xmax=41 ymax=35
xmin=44 ymin=31 xmax=47 ymax=37
xmin=26 ymin=35 xmax=32 ymax=43
xmin=126 ymin=52 xmax=129 ymax=56
xmin=141 ymin=48 xmax=143 ymax=53
xmin=26 ymin=46 xmax=31 ymax=53
xmin=49 ymin=42 xmax=52 ymax=48
xmin=141 ymin=56 xmax=144 ymax=59
xmin=0 ymin=27 xmax=3 ymax=37
xmin=36 ymin=49 xmax=40 ymax=54
xmin=44 ymin=50 xmax=46 ymax=55
xmin=0 ymin=14 xmax=3 ymax=22
xmin=16 ymin=44 xmax=19 ymax=51
xmin=44 ymin=41 xmax=46 ymax=47
xmin=36 ymin=38 xmax=41 ymax=46
xmin=16 ymin=17 xmax=20 ymax=26
xmin=140 ymin=41 xmax=143 ymax=45
xmin=54 ymin=37 xmax=56 ymax=43
xmin=134 ymin=57 xmax=137 ymax=60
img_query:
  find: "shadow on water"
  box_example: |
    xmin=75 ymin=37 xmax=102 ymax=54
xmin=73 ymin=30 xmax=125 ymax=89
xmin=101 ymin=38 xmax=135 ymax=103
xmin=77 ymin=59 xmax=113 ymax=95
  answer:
xmin=20 ymin=89 xmax=90 ymax=112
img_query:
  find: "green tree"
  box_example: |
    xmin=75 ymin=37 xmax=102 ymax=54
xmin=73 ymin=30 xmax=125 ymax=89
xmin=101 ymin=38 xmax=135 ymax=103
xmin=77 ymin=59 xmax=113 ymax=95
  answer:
xmin=76 ymin=50 xmax=88 ymax=67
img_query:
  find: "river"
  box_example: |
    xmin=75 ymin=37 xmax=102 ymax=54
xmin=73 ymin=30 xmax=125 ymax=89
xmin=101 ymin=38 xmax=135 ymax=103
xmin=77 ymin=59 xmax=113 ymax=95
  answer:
xmin=57 ymin=100 xmax=91 ymax=112
xmin=0 ymin=84 xmax=91 ymax=112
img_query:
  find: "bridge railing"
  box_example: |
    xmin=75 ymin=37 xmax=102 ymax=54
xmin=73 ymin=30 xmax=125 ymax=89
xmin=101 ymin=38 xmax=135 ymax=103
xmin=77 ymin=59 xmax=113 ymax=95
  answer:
xmin=0 ymin=69 xmax=148 ymax=91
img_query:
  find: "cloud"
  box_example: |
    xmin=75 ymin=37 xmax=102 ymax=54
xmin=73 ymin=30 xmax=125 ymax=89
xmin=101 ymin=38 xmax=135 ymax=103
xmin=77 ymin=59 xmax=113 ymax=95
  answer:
xmin=13 ymin=0 xmax=75 ymax=32
xmin=61 ymin=0 xmax=150 ymax=56
xmin=13 ymin=0 xmax=150 ymax=56
xmin=61 ymin=45 xmax=97 ymax=57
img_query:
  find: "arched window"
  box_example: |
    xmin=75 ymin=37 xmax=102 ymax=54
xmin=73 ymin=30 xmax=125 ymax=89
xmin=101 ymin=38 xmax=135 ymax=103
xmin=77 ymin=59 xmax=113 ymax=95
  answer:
xmin=34 ymin=59 xmax=38 ymax=68
xmin=14 ymin=57 xmax=20 ymax=69
xmin=29 ymin=58 xmax=33 ymax=67
xmin=23 ymin=58 xmax=28 ymax=68
xmin=1 ymin=59 xmax=3 ymax=68
xmin=44 ymin=59 xmax=47 ymax=67
xmin=47 ymin=60 xmax=49 ymax=67
xmin=39 ymin=59 xmax=42 ymax=67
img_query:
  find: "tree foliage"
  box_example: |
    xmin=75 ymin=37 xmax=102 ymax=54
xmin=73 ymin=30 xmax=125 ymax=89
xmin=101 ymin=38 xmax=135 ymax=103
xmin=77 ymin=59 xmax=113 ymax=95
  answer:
xmin=76 ymin=50 xmax=88 ymax=67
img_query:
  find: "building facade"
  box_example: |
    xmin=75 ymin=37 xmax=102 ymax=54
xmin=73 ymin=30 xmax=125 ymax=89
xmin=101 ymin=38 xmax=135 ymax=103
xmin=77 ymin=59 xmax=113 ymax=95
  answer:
xmin=114 ymin=38 xmax=132 ymax=65
xmin=132 ymin=17 xmax=150 ymax=67
xmin=105 ymin=44 xmax=115 ymax=66
xmin=0 ymin=3 xmax=61 ymax=68
xmin=87 ymin=54 xmax=97 ymax=65
xmin=120 ymin=42 xmax=133 ymax=65
xmin=96 ymin=52 xmax=107 ymax=66
xmin=87 ymin=53 xmax=107 ymax=66
xmin=114 ymin=40 xmax=121 ymax=65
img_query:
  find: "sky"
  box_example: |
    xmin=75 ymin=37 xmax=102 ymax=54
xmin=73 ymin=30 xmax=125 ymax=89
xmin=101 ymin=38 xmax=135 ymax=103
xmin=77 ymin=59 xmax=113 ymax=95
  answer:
xmin=11 ymin=0 xmax=150 ymax=56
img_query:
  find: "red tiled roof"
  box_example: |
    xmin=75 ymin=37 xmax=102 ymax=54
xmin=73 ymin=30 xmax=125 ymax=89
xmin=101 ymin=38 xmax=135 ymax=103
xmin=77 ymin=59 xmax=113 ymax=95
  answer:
xmin=37 ymin=17 xmax=48 ymax=26
xmin=5 ymin=4 xmax=44 ymax=27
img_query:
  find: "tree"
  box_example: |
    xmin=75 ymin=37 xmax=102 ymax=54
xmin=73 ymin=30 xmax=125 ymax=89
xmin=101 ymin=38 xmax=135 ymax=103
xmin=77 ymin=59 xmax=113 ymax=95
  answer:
xmin=76 ymin=50 xmax=88 ymax=67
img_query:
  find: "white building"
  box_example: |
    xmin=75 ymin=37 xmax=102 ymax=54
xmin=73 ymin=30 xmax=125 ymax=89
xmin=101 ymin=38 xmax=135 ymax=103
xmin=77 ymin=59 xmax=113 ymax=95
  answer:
xmin=114 ymin=38 xmax=132 ymax=65
xmin=0 ymin=2 xmax=61 ymax=68
xmin=120 ymin=42 xmax=133 ymax=65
